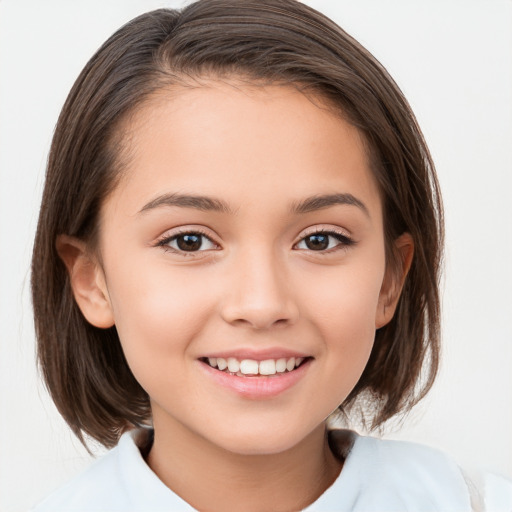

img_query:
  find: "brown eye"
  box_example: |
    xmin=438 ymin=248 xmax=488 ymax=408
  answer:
xmin=295 ymin=230 xmax=354 ymax=252
xmin=304 ymin=234 xmax=329 ymax=250
xmin=159 ymin=231 xmax=217 ymax=253
xmin=176 ymin=234 xmax=203 ymax=251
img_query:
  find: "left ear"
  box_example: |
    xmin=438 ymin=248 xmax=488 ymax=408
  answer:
xmin=56 ymin=234 xmax=115 ymax=329
xmin=375 ymin=232 xmax=414 ymax=329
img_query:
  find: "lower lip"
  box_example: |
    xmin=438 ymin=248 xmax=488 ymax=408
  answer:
xmin=198 ymin=359 xmax=311 ymax=399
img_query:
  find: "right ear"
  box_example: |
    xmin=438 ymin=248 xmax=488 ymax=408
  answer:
xmin=56 ymin=235 xmax=115 ymax=328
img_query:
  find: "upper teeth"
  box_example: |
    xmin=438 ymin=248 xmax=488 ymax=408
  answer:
xmin=207 ymin=356 xmax=304 ymax=376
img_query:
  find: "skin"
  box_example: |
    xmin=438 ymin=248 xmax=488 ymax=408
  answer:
xmin=58 ymin=82 xmax=413 ymax=511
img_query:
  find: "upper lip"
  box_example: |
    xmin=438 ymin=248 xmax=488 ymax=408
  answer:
xmin=199 ymin=348 xmax=312 ymax=361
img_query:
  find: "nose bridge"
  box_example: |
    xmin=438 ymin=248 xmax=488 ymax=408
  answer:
xmin=220 ymin=241 xmax=299 ymax=330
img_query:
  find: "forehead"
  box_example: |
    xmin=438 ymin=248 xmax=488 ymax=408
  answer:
xmin=106 ymin=82 xmax=382 ymax=222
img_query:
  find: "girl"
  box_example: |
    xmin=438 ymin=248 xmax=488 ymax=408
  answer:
xmin=28 ymin=0 xmax=510 ymax=510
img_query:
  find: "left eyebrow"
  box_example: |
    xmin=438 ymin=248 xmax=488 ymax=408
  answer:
xmin=290 ymin=193 xmax=370 ymax=217
xmin=139 ymin=193 xmax=235 ymax=215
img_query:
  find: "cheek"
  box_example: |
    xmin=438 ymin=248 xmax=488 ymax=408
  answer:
xmin=105 ymin=258 xmax=214 ymax=375
xmin=302 ymin=255 xmax=384 ymax=334
xmin=300 ymin=258 xmax=384 ymax=386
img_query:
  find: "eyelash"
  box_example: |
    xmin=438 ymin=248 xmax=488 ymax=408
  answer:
xmin=155 ymin=228 xmax=355 ymax=257
xmin=295 ymin=229 xmax=355 ymax=254
xmin=156 ymin=228 xmax=215 ymax=257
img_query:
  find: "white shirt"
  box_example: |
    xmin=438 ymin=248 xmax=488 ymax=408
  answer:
xmin=32 ymin=429 xmax=512 ymax=511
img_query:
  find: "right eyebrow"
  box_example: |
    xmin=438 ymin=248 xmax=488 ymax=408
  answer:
xmin=290 ymin=193 xmax=370 ymax=217
xmin=139 ymin=193 xmax=236 ymax=215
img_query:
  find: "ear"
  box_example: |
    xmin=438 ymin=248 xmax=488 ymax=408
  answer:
xmin=375 ymin=232 xmax=414 ymax=329
xmin=56 ymin=235 xmax=115 ymax=328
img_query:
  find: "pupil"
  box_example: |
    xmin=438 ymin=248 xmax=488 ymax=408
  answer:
xmin=306 ymin=234 xmax=328 ymax=250
xmin=177 ymin=234 xmax=202 ymax=251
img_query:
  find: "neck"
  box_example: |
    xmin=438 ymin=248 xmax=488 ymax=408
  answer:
xmin=146 ymin=418 xmax=342 ymax=512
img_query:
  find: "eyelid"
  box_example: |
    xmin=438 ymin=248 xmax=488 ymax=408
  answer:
xmin=155 ymin=227 xmax=220 ymax=255
xmin=294 ymin=226 xmax=355 ymax=253
xmin=298 ymin=225 xmax=353 ymax=239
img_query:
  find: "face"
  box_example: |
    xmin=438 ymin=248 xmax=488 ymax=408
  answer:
xmin=86 ymin=83 xmax=398 ymax=455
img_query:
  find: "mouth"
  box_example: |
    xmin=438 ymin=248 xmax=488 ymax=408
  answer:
xmin=198 ymin=353 xmax=313 ymax=399
xmin=199 ymin=355 xmax=311 ymax=377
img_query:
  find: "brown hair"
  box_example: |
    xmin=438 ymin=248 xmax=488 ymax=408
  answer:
xmin=32 ymin=0 xmax=443 ymax=448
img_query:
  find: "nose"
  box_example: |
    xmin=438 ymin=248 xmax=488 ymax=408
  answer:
xmin=219 ymin=247 xmax=300 ymax=330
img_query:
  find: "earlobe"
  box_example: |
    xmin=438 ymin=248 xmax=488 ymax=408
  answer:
xmin=56 ymin=235 xmax=115 ymax=328
xmin=375 ymin=233 xmax=414 ymax=329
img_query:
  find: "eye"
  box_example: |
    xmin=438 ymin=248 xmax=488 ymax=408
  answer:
xmin=295 ymin=230 xmax=354 ymax=252
xmin=157 ymin=230 xmax=218 ymax=254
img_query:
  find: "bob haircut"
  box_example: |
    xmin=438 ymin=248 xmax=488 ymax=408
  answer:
xmin=32 ymin=0 xmax=443 ymax=448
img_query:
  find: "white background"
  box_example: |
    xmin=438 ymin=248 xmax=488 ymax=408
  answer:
xmin=1 ymin=1 xmax=511 ymax=511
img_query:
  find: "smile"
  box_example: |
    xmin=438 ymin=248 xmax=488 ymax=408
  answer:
xmin=198 ymin=353 xmax=313 ymax=399
xmin=202 ymin=356 xmax=306 ymax=376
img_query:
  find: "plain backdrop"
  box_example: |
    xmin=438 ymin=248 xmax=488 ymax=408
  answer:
xmin=1 ymin=1 xmax=511 ymax=511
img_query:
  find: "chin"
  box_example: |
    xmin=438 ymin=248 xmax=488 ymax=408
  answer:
xmin=207 ymin=422 xmax=318 ymax=457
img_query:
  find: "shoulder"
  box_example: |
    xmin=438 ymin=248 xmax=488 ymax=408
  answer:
xmin=31 ymin=429 xmax=190 ymax=512
xmin=361 ymin=435 xmax=463 ymax=477
xmin=354 ymin=434 xmax=475 ymax=510
xmin=31 ymin=441 xmax=129 ymax=512
xmin=327 ymin=430 xmax=473 ymax=511
xmin=328 ymin=431 xmax=512 ymax=511
xmin=365 ymin=436 xmax=512 ymax=509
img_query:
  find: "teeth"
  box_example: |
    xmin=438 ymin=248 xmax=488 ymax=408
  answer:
xmin=205 ymin=356 xmax=306 ymax=376
xmin=240 ymin=359 xmax=259 ymax=375
xmin=227 ymin=357 xmax=240 ymax=373
xmin=259 ymin=359 xmax=276 ymax=375
xmin=275 ymin=358 xmax=287 ymax=373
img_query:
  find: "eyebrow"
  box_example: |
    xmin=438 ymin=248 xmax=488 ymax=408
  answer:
xmin=290 ymin=193 xmax=369 ymax=216
xmin=139 ymin=193 xmax=235 ymax=215
xmin=139 ymin=192 xmax=369 ymax=217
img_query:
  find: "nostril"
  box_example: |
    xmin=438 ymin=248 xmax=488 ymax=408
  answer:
xmin=221 ymin=313 xmax=298 ymax=331
xmin=218 ymin=277 xmax=300 ymax=330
